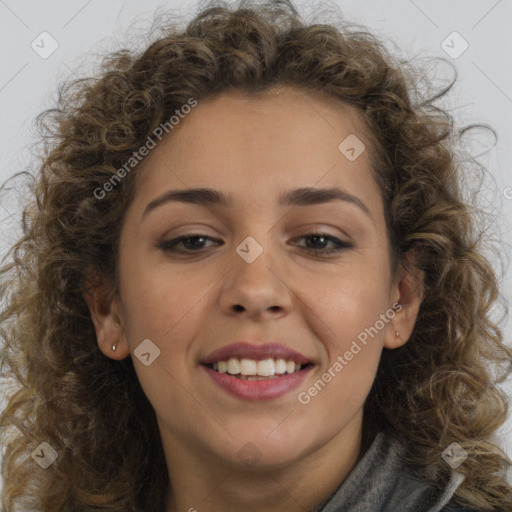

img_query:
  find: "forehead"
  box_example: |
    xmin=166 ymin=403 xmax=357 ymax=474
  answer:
xmin=131 ymin=86 xmax=381 ymax=217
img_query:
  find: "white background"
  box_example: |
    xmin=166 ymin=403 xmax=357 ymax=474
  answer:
xmin=1 ymin=0 xmax=511 ymax=491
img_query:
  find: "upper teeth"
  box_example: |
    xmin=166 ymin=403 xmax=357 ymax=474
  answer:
xmin=212 ymin=358 xmax=302 ymax=376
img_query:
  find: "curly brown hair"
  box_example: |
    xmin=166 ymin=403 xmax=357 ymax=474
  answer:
xmin=1 ymin=0 xmax=511 ymax=510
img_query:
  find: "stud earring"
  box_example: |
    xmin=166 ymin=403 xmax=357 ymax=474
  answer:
xmin=112 ymin=343 xmax=117 ymax=352
xmin=395 ymin=331 xmax=400 ymax=337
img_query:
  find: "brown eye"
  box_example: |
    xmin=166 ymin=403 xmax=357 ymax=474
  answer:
xmin=158 ymin=234 xmax=222 ymax=253
xmin=293 ymin=233 xmax=353 ymax=255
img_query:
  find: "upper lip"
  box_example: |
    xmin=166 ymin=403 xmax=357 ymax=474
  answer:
xmin=201 ymin=342 xmax=312 ymax=365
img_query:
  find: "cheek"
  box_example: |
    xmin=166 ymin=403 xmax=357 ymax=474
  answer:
xmin=119 ymin=244 xmax=187 ymax=332
xmin=293 ymin=266 xmax=389 ymax=431
xmin=118 ymin=249 xmax=224 ymax=373
xmin=293 ymin=348 xmax=379 ymax=448
xmin=292 ymin=256 xmax=392 ymax=354
xmin=116 ymin=254 xmax=212 ymax=418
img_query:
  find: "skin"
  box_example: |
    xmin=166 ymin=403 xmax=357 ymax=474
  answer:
xmin=85 ymin=86 xmax=424 ymax=512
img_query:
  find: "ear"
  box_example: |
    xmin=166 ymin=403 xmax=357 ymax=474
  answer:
xmin=384 ymin=251 xmax=425 ymax=350
xmin=83 ymin=276 xmax=130 ymax=360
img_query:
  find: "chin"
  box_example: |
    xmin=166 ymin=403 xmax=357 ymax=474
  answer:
xmin=212 ymin=423 xmax=316 ymax=469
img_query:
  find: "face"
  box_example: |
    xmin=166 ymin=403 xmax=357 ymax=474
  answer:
xmin=87 ymin=86 xmax=422 ymax=471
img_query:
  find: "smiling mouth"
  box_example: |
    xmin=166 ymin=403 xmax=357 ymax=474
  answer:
xmin=204 ymin=357 xmax=314 ymax=380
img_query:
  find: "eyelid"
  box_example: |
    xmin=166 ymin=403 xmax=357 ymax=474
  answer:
xmin=157 ymin=231 xmax=353 ymax=256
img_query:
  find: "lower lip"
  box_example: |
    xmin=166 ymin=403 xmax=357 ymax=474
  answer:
xmin=201 ymin=365 xmax=313 ymax=401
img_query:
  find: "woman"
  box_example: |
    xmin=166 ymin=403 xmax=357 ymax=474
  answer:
xmin=1 ymin=1 xmax=511 ymax=510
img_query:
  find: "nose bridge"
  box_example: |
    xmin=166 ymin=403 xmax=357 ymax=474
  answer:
xmin=233 ymin=232 xmax=278 ymax=292
xmin=231 ymin=213 xmax=278 ymax=270
xmin=220 ymin=230 xmax=291 ymax=317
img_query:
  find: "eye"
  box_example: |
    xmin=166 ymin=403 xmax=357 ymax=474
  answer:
xmin=157 ymin=232 xmax=352 ymax=256
xmin=293 ymin=232 xmax=353 ymax=255
xmin=157 ymin=234 xmax=222 ymax=254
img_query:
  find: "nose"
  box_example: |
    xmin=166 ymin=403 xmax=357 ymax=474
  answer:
xmin=219 ymin=240 xmax=293 ymax=321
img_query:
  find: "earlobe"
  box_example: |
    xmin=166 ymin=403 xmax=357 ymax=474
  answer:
xmin=384 ymin=253 xmax=425 ymax=350
xmin=83 ymin=279 xmax=129 ymax=360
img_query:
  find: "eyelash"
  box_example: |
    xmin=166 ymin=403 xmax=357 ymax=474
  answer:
xmin=157 ymin=232 xmax=353 ymax=256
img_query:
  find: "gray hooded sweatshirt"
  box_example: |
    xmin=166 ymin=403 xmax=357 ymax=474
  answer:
xmin=314 ymin=432 xmax=482 ymax=512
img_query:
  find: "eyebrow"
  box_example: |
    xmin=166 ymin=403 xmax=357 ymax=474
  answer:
xmin=141 ymin=186 xmax=371 ymax=220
